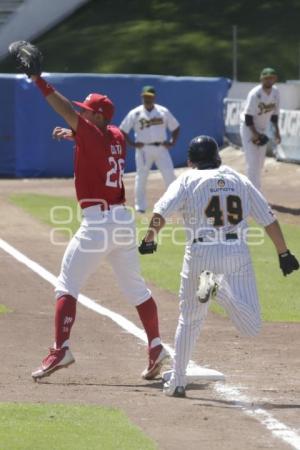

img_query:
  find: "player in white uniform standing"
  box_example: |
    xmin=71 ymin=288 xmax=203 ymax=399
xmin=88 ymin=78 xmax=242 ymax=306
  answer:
xmin=240 ymin=67 xmax=281 ymax=190
xmin=120 ymin=85 xmax=180 ymax=212
xmin=139 ymin=135 xmax=299 ymax=397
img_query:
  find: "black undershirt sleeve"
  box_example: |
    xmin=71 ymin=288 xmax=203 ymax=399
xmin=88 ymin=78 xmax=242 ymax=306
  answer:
xmin=245 ymin=114 xmax=254 ymax=126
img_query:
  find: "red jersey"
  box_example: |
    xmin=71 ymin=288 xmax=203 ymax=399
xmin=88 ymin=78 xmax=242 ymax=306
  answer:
xmin=74 ymin=115 xmax=126 ymax=209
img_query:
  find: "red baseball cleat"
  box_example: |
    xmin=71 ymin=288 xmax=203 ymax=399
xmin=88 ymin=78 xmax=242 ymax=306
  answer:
xmin=32 ymin=347 xmax=75 ymax=381
xmin=142 ymin=344 xmax=169 ymax=380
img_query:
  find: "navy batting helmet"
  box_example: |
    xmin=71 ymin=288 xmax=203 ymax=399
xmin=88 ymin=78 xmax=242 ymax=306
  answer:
xmin=188 ymin=135 xmax=221 ymax=169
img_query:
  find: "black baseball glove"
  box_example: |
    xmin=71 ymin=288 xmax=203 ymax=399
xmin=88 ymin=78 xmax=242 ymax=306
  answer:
xmin=8 ymin=40 xmax=43 ymax=77
xmin=138 ymin=239 xmax=157 ymax=255
xmin=253 ymin=134 xmax=269 ymax=146
xmin=279 ymin=250 xmax=299 ymax=276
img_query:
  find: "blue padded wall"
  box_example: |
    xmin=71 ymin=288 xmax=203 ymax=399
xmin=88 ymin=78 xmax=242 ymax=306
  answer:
xmin=0 ymin=74 xmax=231 ymax=177
xmin=0 ymin=76 xmax=16 ymax=177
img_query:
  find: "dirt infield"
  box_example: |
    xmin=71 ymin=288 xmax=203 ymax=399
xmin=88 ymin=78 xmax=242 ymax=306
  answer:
xmin=0 ymin=148 xmax=299 ymax=450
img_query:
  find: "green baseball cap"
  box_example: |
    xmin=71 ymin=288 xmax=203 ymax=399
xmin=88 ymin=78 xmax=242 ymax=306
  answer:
xmin=141 ymin=85 xmax=156 ymax=96
xmin=260 ymin=67 xmax=277 ymax=78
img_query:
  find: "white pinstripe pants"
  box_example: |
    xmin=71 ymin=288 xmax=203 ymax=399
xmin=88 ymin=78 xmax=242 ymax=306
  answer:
xmin=172 ymin=243 xmax=261 ymax=386
xmin=240 ymin=123 xmax=267 ymax=191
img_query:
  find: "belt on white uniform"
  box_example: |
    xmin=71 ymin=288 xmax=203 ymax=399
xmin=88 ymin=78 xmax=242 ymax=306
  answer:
xmin=193 ymin=233 xmax=238 ymax=243
xmin=140 ymin=142 xmax=164 ymax=146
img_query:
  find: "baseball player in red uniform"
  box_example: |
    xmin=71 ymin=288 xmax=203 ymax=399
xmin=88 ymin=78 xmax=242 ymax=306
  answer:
xmin=26 ymin=75 xmax=169 ymax=380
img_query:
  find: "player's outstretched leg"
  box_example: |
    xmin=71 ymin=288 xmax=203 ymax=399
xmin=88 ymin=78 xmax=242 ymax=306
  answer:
xmin=136 ymin=296 xmax=170 ymax=379
xmin=32 ymin=294 xmax=77 ymax=380
xmin=216 ymin=274 xmax=261 ymax=337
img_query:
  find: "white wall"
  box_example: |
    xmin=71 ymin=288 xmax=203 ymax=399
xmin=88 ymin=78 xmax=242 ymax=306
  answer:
xmin=0 ymin=0 xmax=90 ymax=60
xmin=228 ymin=81 xmax=300 ymax=110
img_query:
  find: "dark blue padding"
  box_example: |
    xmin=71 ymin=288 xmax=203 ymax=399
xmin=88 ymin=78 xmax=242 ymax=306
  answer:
xmin=0 ymin=74 xmax=231 ymax=177
xmin=0 ymin=76 xmax=16 ymax=177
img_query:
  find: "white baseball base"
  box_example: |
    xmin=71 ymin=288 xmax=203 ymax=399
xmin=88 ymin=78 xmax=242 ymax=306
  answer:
xmin=162 ymin=366 xmax=225 ymax=384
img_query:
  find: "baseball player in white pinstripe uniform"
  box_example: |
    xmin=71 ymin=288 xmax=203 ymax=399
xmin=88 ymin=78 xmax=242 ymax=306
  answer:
xmin=120 ymin=85 xmax=180 ymax=212
xmin=140 ymin=135 xmax=299 ymax=397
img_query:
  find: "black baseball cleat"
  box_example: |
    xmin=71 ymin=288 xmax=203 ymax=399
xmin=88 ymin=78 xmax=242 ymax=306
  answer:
xmin=173 ymin=386 xmax=186 ymax=398
xmin=163 ymin=381 xmax=186 ymax=397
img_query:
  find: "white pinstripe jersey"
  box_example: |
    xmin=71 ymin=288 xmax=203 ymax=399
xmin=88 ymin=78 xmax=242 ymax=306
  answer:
xmin=153 ymin=165 xmax=275 ymax=243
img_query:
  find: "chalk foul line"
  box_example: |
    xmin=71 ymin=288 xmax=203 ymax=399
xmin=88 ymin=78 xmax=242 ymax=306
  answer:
xmin=0 ymin=238 xmax=299 ymax=450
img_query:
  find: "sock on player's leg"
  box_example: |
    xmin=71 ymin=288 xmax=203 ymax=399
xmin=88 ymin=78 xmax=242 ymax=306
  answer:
xmin=55 ymin=295 xmax=77 ymax=349
xmin=136 ymin=297 xmax=161 ymax=348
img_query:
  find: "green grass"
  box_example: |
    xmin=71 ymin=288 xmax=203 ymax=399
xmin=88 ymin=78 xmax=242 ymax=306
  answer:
xmin=10 ymin=193 xmax=300 ymax=322
xmin=0 ymin=304 xmax=11 ymax=314
xmin=248 ymin=221 xmax=300 ymax=322
xmin=10 ymin=193 xmax=80 ymax=234
xmin=0 ymin=403 xmax=157 ymax=450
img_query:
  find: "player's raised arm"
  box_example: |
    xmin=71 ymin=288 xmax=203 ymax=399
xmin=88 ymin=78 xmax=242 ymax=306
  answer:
xmin=31 ymin=75 xmax=78 ymax=132
xmin=9 ymin=41 xmax=78 ymax=132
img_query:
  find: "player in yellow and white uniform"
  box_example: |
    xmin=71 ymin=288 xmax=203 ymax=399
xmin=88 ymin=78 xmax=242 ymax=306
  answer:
xmin=120 ymin=85 xmax=180 ymax=212
xmin=240 ymin=67 xmax=281 ymax=191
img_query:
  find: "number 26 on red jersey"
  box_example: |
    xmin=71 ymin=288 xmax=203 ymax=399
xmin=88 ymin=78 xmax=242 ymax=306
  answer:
xmin=106 ymin=156 xmax=125 ymax=188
